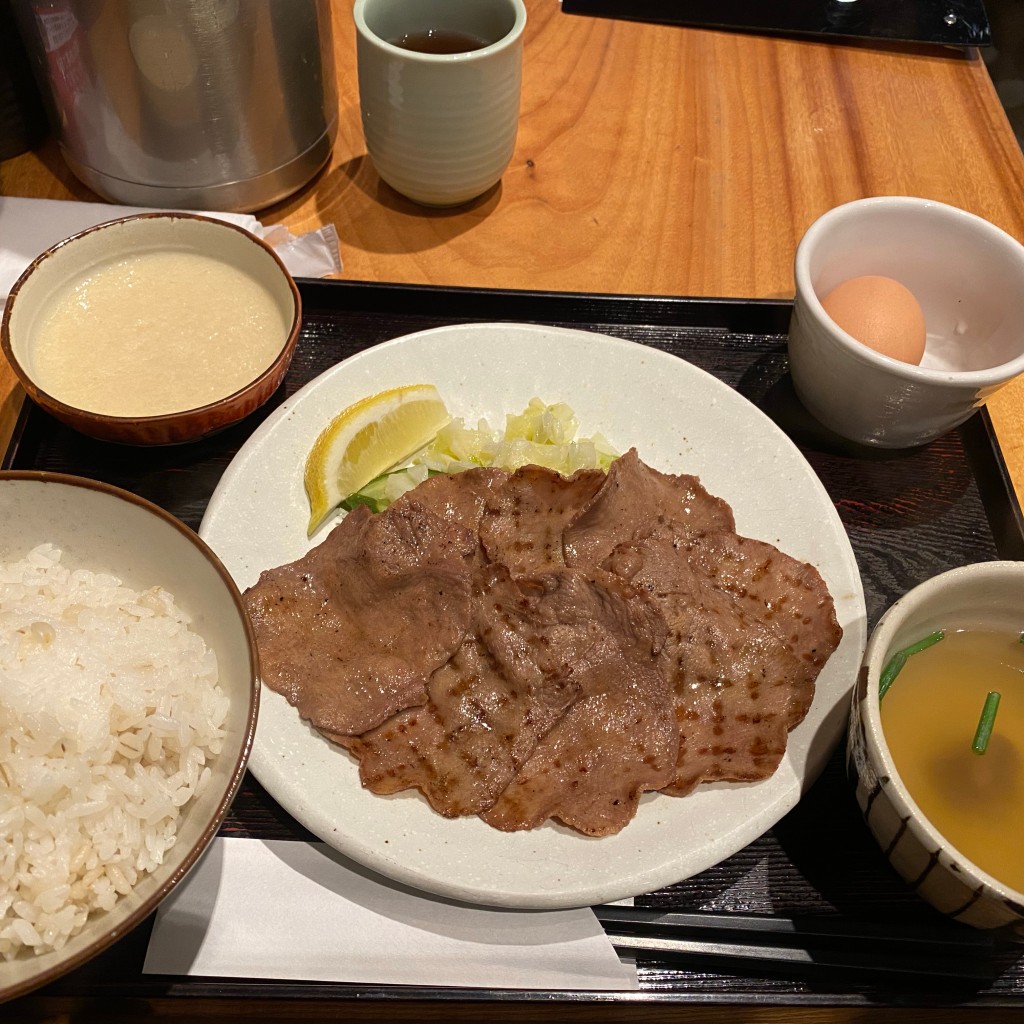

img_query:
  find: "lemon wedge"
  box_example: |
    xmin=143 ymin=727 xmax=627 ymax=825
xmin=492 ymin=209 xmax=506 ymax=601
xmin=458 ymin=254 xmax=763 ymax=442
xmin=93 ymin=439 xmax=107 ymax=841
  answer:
xmin=304 ymin=384 xmax=450 ymax=535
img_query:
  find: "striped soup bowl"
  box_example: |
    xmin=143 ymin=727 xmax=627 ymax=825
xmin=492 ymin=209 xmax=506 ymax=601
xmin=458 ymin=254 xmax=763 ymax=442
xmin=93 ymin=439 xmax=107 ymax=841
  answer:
xmin=847 ymin=561 xmax=1024 ymax=930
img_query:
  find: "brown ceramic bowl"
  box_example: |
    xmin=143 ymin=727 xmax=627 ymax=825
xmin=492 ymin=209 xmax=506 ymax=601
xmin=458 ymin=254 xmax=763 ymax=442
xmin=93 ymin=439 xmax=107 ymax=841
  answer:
xmin=0 ymin=471 xmax=260 ymax=1003
xmin=1 ymin=213 xmax=301 ymax=445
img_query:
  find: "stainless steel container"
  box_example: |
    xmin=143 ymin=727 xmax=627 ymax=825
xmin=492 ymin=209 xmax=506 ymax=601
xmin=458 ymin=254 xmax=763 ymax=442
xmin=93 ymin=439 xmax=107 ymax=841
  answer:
xmin=16 ymin=0 xmax=338 ymax=212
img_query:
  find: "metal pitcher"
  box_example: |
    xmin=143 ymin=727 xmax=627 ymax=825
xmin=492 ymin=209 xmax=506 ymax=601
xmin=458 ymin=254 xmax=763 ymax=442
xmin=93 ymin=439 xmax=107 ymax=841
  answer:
xmin=15 ymin=0 xmax=338 ymax=211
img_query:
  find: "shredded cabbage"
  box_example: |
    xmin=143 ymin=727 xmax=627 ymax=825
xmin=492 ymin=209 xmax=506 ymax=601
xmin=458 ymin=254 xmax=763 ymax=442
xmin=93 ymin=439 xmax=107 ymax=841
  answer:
xmin=341 ymin=398 xmax=618 ymax=513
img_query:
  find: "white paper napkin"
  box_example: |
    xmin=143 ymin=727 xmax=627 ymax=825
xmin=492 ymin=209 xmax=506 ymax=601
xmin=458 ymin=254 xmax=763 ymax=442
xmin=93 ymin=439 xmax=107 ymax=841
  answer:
xmin=0 ymin=197 xmax=342 ymax=306
xmin=142 ymin=837 xmax=637 ymax=991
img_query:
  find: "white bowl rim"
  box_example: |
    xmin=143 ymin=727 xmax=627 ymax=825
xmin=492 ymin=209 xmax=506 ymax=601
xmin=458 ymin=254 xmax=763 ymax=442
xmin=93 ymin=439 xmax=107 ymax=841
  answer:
xmin=795 ymin=196 xmax=1024 ymax=387
xmin=352 ymin=0 xmax=527 ymax=62
xmin=0 ymin=469 xmax=260 ymax=1003
xmin=861 ymin=559 xmax=1024 ymax=907
xmin=0 ymin=212 xmax=302 ymax=427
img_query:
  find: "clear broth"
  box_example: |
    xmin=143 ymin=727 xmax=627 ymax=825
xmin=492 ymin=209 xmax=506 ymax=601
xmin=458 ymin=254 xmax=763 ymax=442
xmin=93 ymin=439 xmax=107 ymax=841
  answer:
xmin=880 ymin=628 xmax=1023 ymax=892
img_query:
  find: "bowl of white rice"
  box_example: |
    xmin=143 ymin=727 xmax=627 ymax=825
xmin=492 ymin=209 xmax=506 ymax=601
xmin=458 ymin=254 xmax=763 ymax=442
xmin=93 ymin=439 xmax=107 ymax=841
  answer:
xmin=0 ymin=472 xmax=259 ymax=1003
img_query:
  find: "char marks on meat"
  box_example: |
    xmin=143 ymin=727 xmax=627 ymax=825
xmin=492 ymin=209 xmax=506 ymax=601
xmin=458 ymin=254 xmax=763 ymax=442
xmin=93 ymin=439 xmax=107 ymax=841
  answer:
xmin=478 ymin=568 xmax=678 ymax=836
xmin=479 ymin=466 xmax=605 ymax=573
xmin=351 ymin=564 xmax=670 ymax=834
xmin=246 ymin=448 xmax=843 ymax=836
xmin=350 ymin=565 xmax=583 ymax=818
xmin=394 ymin=467 xmax=510 ymax=564
xmin=564 ymin=448 xmax=735 ymax=571
xmin=351 ymin=637 xmax=533 ymax=817
xmin=602 ymin=522 xmax=843 ymax=795
xmin=244 ymin=500 xmax=476 ymax=736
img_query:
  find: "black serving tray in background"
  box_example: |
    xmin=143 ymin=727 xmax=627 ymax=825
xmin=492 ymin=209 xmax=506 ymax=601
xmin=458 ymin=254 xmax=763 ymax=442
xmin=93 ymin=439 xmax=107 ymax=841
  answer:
xmin=561 ymin=0 xmax=992 ymax=48
xmin=4 ymin=281 xmax=1023 ymax=1010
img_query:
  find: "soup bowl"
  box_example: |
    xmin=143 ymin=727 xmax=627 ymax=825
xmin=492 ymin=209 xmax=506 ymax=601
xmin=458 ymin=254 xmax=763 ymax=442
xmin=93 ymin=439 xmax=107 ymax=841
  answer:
xmin=1 ymin=213 xmax=301 ymax=446
xmin=847 ymin=560 xmax=1024 ymax=930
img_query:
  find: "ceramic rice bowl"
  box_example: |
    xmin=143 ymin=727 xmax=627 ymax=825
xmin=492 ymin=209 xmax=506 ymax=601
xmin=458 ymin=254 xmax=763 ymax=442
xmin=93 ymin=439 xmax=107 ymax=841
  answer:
xmin=0 ymin=472 xmax=259 ymax=1002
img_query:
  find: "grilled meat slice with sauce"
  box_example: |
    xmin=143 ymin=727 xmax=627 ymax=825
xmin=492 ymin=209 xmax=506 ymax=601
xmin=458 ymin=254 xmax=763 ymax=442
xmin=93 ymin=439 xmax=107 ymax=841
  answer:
xmin=478 ymin=567 xmax=678 ymax=836
xmin=349 ymin=564 xmax=670 ymax=832
xmin=479 ymin=465 xmax=605 ymax=574
xmin=564 ymin=447 xmax=735 ymax=571
xmin=392 ymin=466 xmax=510 ymax=565
xmin=603 ymin=522 xmax=843 ymax=795
xmin=244 ymin=500 xmax=476 ymax=736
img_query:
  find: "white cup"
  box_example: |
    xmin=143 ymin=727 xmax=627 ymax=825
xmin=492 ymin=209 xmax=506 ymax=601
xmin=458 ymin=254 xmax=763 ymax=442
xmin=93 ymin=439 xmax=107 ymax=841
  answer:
xmin=788 ymin=196 xmax=1024 ymax=448
xmin=353 ymin=0 xmax=526 ymax=207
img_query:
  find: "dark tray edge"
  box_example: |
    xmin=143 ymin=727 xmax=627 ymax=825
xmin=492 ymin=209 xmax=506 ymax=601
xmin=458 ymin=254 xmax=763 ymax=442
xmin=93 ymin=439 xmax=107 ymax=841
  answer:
xmin=295 ymin=278 xmax=796 ymax=330
xmin=964 ymin=407 xmax=1024 ymax=560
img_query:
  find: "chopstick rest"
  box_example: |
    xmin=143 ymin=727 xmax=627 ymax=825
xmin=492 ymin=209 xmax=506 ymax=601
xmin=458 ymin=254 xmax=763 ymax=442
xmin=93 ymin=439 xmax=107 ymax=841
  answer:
xmin=593 ymin=906 xmax=1000 ymax=982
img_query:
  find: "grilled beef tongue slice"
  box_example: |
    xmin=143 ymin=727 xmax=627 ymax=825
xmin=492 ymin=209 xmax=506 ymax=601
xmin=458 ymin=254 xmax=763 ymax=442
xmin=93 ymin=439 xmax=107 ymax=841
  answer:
xmin=392 ymin=466 xmax=510 ymax=564
xmin=478 ymin=567 xmax=679 ymax=836
xmin=563 ymin=447 xmax=735 ymax=571
xmin=347 ymin=563 xmax=621 ymax=817
xmin=479 ymin=465 xmax=605 ymax=573
xmin=350 ymin=564 xmax=674 ymax=830
xmin=348 ymin=631 xmax=575 ymax=817
xmin=244 ymin=501 xmax=476 ymax=736
xmin=603 ymin=522 xmax=843 ymax=795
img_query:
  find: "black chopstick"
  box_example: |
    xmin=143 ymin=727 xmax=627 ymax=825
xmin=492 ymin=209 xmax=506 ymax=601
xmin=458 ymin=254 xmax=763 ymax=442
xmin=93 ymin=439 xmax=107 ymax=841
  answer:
xmin=594 ymin=906 xmax=999 ymax=982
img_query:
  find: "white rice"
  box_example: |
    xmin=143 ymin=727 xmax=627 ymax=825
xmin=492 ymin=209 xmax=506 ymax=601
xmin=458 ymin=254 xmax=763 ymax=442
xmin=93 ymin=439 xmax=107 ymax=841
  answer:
xmin=0 ymin=543 xmax=229 ymax=958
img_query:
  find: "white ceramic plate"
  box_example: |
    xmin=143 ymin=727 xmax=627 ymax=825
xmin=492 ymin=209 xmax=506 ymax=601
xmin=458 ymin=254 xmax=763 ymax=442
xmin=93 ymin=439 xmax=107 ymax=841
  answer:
xmin=200 ymin=323 xmax=867 ymax=909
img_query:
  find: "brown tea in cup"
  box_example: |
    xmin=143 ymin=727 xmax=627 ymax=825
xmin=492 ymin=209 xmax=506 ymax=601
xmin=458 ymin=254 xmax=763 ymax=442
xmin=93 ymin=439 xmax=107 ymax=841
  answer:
xmin=390 ymin=29 xmax=488 ymax=53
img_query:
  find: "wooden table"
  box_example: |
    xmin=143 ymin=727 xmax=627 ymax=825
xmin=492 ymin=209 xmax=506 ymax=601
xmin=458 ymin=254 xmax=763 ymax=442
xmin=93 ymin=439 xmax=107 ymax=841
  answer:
xmin=4 ymin=1 xmax=1024 ymax=504
xmin=3 ymin=4 xmax=1024 ymax=1022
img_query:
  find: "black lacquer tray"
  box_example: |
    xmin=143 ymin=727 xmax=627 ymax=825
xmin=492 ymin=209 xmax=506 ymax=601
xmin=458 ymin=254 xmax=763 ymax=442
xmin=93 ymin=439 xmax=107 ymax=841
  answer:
xmin=5 ymin=282 xmax=1023 ymax=1014
xmin=561 ymin=0 xmax=991 ymax=48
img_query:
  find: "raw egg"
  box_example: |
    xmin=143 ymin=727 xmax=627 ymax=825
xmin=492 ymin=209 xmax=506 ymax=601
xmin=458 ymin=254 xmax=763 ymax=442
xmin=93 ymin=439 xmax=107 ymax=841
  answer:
xmin=820 ymin=274 xmax=926 ymax=365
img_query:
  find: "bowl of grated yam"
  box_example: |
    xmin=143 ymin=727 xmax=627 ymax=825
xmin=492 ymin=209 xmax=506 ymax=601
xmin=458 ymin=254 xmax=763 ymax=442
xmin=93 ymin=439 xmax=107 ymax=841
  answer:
xmin=0 ymin=472 xmax=259 ymax=1003
xmin=1 ymin=212 xmax=301 ymax=446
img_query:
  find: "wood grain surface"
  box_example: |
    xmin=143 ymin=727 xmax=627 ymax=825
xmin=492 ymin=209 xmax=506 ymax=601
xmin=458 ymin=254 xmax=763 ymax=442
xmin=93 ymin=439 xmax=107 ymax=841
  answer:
xmin=3 ymin=3 xmax=1024 ymax=501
